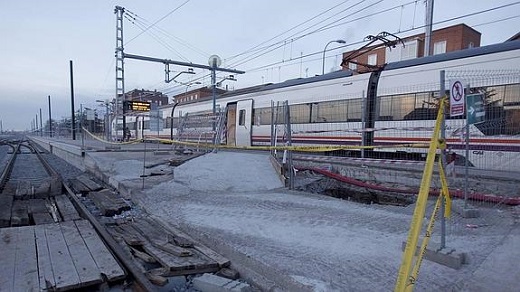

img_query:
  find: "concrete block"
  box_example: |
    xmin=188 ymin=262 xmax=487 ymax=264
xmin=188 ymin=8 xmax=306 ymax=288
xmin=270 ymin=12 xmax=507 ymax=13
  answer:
xmin=402 ymin=242 xmax=466 ymax=270
xmin=192 ymin=273 xmax=251 ymax=292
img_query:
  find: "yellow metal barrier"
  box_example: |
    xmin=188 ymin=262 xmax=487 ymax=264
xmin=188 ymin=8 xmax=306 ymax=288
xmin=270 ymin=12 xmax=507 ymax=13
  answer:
xmin=395 ymin=98 xmax=451 ymax=292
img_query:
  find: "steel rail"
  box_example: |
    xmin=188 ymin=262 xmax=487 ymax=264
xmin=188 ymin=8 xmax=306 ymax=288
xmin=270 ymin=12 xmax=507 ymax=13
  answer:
xmin=0 ymin=142 xmax=21 ymax=192
xmin=28 ymin=140 xmax=156 ymax=291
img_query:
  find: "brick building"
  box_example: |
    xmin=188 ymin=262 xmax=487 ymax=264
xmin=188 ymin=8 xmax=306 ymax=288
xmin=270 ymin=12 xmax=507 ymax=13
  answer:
xmin=173 ymin=87 xmax=227 ymax=104
xmin=342 ymin=23 xmax=481 ymax=73
xmin=125 ymin=89 xmax=169 ymax=107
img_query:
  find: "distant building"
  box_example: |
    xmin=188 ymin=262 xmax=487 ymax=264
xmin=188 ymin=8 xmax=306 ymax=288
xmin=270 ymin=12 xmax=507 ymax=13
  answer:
xmin=173 ymin=87 xmax=227 ymax=104
xmin=125 ymin=89 xmax=168 ymax=107
xmin=342 ymin=23 xmax=481 ymax=73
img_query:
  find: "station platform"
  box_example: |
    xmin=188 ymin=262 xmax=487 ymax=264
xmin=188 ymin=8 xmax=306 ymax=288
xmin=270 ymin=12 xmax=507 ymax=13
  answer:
xmin=29 ymin=135 xmax=520 ymax=292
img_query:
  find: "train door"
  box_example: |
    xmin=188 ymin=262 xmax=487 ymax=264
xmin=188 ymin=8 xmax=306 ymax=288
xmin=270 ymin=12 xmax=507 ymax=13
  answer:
xmin=235 ymin=99 xmax=253 ymax=146
xmin=136 ymin=116 xmax=144 ymax=139
xmin=226 ymin=103 xmax=237 ymax=146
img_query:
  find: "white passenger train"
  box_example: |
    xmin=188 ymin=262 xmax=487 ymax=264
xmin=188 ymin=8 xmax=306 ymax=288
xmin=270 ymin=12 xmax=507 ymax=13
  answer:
xmin=115 ymin=40 xmax=520 ymax=171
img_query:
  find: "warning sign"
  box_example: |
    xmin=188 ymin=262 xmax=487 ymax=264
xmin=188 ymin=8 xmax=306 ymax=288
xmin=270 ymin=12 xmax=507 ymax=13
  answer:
xmin=449 ymin=80 xmax=465 ymax=117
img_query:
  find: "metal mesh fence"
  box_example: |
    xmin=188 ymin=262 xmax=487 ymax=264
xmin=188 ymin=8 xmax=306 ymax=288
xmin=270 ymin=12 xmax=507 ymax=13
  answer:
xmin=272 ymin=69 xmax=520 ymax=264
xmin=440 ymin=69 xmax=520 ymax=244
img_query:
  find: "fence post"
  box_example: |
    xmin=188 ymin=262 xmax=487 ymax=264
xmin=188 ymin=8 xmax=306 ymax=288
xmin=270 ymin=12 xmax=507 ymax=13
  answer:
xmin=439 ymin=70 xmax=447 ymax=249
xmin=284 ymin=100 xmax=294 ymax=189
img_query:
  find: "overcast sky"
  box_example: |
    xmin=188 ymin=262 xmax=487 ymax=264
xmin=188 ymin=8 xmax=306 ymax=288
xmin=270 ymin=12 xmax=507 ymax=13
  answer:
xmin=0 ymin=0 xmax=518 ymax=131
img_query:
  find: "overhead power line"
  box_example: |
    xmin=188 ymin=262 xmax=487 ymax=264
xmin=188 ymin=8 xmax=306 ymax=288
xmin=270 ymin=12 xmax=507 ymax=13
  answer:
xmin=124 ymin=0 xmax=191 ymax=45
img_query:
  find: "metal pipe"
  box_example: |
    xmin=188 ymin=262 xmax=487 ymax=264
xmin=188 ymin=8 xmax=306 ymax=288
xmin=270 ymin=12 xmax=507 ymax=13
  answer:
xmin=124 ymin=53 xmax=245 ymax=74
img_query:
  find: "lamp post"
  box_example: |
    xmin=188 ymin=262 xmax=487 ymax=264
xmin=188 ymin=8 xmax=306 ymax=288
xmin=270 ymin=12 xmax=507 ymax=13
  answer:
xmin=185 ymin=81 xmax=202 ymax=95
xmin=322 ymin=39 xmax=346 ymax=75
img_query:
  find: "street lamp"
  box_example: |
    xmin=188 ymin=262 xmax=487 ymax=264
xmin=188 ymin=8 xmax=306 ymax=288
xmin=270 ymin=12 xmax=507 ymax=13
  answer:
xmin=322 ymin=39 xmax=346 ymax=75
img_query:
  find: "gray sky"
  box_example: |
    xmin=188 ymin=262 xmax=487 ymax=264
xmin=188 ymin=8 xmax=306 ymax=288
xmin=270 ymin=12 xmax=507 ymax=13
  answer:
xmin=0 ymin=0 xmax=518 ymax=131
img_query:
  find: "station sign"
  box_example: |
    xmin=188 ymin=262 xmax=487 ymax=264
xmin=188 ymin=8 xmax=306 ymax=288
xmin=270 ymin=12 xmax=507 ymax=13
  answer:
xmin=124 ymin=101 xmax=151 ymax=112
xmin=466 ymin=93 xmax=485 ymax=125
xmin=449 ymin=80 xmax=465 ymax=117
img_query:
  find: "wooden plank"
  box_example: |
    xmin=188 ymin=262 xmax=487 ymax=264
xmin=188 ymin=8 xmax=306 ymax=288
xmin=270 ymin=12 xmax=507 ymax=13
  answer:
xmin=155 ymin=242 xmax=193 ymax=257
xmin=60 ymin=221 xmax=103 ymax=287
xmin=13 ymin=226 xmax=39 ymax=292
xmin=163 ymin=223 xmax=230 ymax=268
xmin=132 ymin=219 xmax=193 ymax=256
xmin=0 ymin=228 xmax=17 ymax=291
xmin=11 ymin=199 xmax=29 ymax=226
xmin=88 ymin=189 xmax=129 ymax=216
xmin=0 ymin=195 xmax=13 ymax=227
xmin=28 ymin=198 xmax=48 ymax=214
xmin=192 ymin=243 xmax=231 ymax=268
xmin=109 ymin=224 xmax=145 ymax=246
xmin=130 ymin=246 xmax=157 ymax=263
xmin=32 ymin=212 xmax=55 ymax=225
xmin=168 ymin=233 xmax=193 ymax=247
xmin=74 ymin=220 xmax=126 ymax=282
xmin=68 ymin=178 xmax=90 ymax=194
xmin=35 ymin=226 xmax=57 ymax=291
xmin=45 ymin=223 xmax=82 ymax=291
xmin=143 ymin=243 xmax=219 ymax=276
xmin=54 ymin=195 xmax=81 ymax=221
xmin=76 ymin=174 xmax=103 ymax=191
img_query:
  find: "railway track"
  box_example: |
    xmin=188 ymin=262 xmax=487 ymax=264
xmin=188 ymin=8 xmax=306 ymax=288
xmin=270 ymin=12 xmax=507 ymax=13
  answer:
xmin=0 ymin=138 xmax=154 ymax=291
xmin=1 ymin=137 xmax=249 ymax=292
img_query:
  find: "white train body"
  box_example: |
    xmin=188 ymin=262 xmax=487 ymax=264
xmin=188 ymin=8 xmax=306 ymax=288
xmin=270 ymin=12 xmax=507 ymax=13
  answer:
xmin=115 ymin=41 xmax=520 ymax=172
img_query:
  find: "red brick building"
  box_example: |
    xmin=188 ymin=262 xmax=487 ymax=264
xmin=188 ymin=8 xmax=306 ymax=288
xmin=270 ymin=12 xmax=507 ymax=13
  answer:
xmin=174 ymin=87 xmax=227 ymax=104
xmin=342 ymin=23 xmax=481 ymax=73
xmin=125 ymin=89 xmax=169 ymax=106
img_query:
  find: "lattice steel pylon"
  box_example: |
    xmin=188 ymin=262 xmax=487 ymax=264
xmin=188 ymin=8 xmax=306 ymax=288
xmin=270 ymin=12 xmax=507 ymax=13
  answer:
xmin=114 ymin=6 xmax=125 ymax=141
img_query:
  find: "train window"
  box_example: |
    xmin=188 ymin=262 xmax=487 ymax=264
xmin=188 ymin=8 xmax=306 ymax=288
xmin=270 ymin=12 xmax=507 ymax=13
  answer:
xmin=254 ymin=107 xmax=271 ymax=125
xmin=379 ymin=96 xmax=393 ymax=120
xmin=393 ymin=94 xmax=415 ymax=120
xmin=504 ymin=84 xmax=520 ymax=105
xmin=347 ymin=98 xmax=362 ymax=121
xmin=290 ymin=104 xmax=311 ymax=123
xmin=238 ymin=109 xmax=245 ymax=126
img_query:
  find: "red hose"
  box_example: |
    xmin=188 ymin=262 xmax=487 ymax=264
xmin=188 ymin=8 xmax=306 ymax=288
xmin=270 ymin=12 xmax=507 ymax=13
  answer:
xmin=298 ymin=167 xmax=520 ymax=206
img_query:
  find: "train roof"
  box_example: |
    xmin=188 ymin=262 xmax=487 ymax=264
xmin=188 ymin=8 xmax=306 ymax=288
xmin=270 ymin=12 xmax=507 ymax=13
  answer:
xmin=211 ymin=41 xmax=520 ymax=101
xmin=220 ymin=69 xmax=353 ymax=98
xmin=385 ymin=40 xmax=520 ymax=70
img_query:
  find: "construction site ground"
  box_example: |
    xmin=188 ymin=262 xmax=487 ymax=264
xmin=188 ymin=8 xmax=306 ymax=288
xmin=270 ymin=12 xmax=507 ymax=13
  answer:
xmin=30 ymin=136 xmax=520 ymax=292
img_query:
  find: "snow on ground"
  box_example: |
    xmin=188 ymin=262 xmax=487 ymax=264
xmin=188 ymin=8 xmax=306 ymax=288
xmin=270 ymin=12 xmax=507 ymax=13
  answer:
xmin=100 ymin=150 xmax=519 ymax=291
